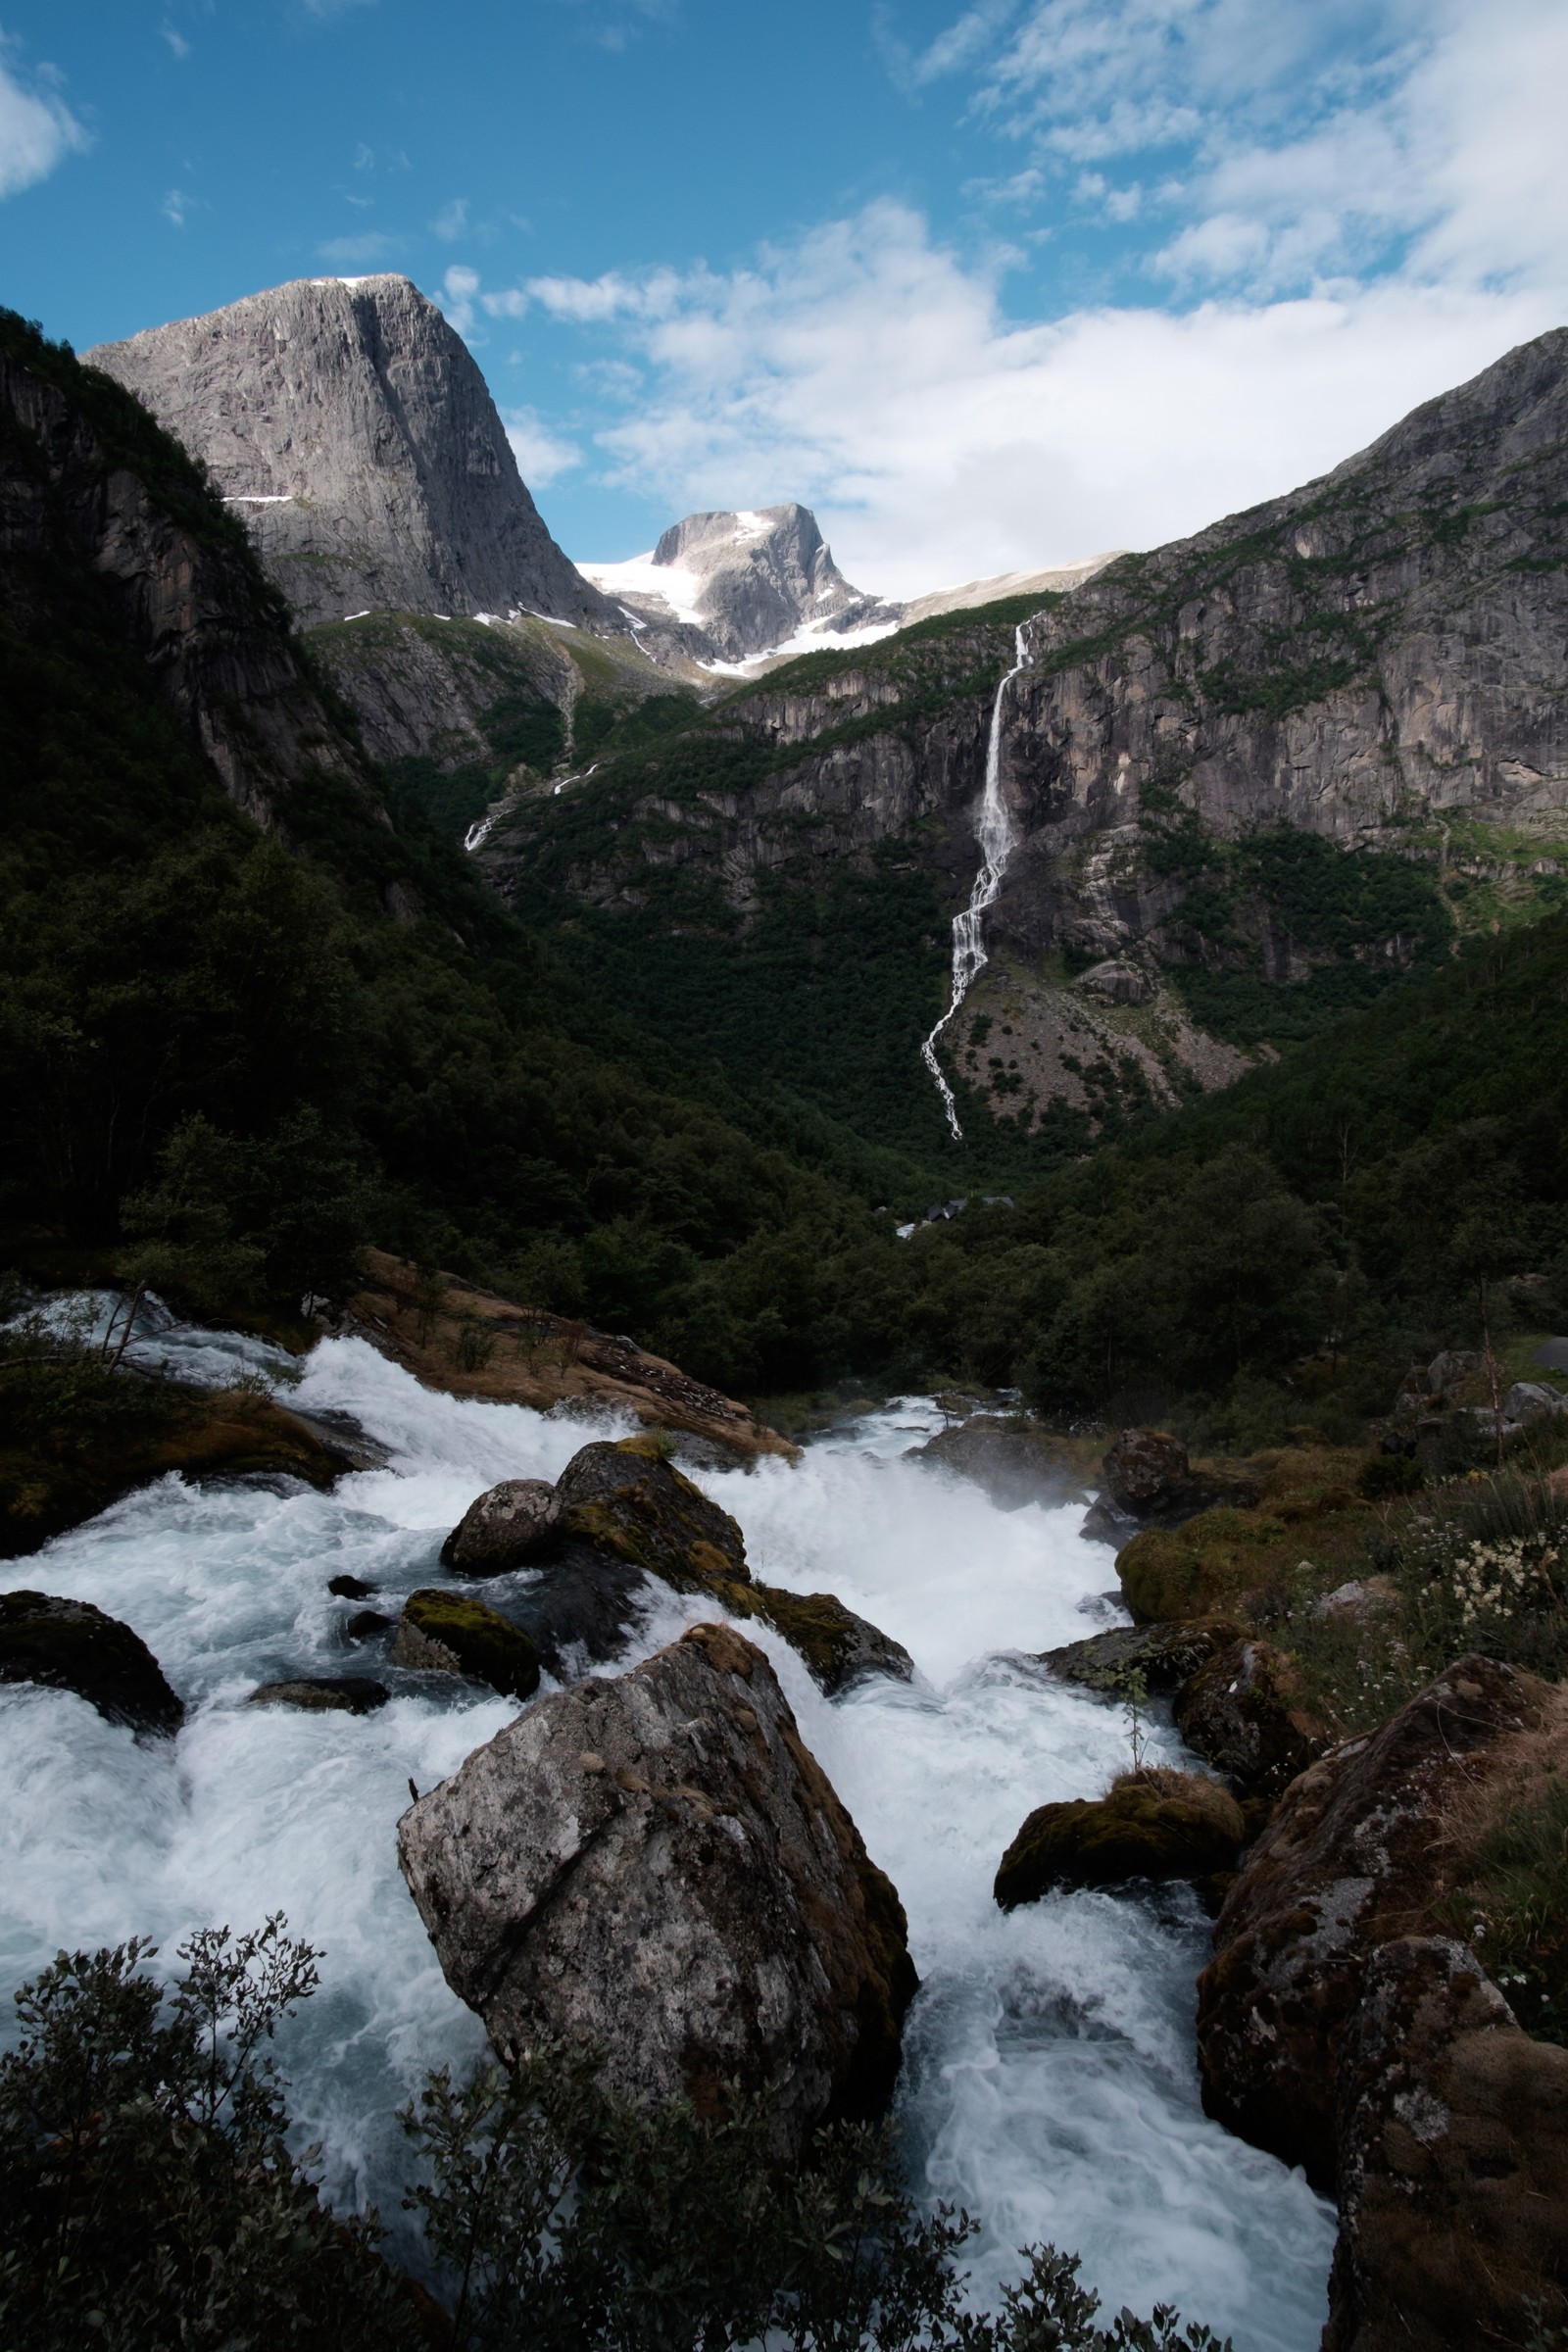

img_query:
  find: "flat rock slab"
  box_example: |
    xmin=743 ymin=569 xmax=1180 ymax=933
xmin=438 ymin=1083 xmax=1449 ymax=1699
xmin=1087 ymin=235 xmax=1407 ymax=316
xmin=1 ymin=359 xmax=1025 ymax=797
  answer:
xmin=398 ymin=1622 xmax=916 ymax=2157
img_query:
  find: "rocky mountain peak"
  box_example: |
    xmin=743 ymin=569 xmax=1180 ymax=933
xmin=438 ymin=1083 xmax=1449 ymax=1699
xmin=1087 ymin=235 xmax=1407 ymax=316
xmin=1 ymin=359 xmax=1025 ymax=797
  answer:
xmin=85 ymin=274 xmax=614 ymax=633
xmin=583 ymin=499 xmax=902 ymax=663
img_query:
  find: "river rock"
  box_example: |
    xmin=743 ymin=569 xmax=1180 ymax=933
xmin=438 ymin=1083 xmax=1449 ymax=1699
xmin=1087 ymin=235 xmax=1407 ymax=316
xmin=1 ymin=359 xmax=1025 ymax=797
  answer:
xmin=1099 ymin=1429 xmax=1259 ymax=1532
xmin=723 ymin=1584 xmax=915 ymax=1697
xmin=1325 ymin=1936 xmax=1568 ymax=2352
xmin=994 ymin=1769 xmax=1246 ymax=1909
xmin=393 ymin=1589 xmax=541 ymax=1701
xmin=906 ymin=1416 xmax=1079 ymax=1511
xmin=1172 ymin=1638 xmax=1326 ymax=1801
xmin=440 ymin=1479 xmax=561 ymax=1574
xmin=498 ymin=1541 xmax=650 ymax=1678
xmin=0 ymin=1591 xmax=184 ymax=1735
xmin=1038 ymin=1617 xmax=1242 ymax=1695
xmin=1197 ymin=1654 xmax=1549 ymax=2186
xmin=556 ymin=1437 xmax=750 ymax=1589
xmin=247 ymin=1676 xmax=389 ymax=1714
xmin=327 ymin=1574 xmax=376 ymax=1598
xmin=398 ymin=1622 xmax=917 ymax=2155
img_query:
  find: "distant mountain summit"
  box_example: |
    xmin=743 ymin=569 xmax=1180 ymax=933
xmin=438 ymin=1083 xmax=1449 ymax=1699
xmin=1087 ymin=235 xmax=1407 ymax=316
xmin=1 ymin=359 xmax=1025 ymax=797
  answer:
xmin=581 ymin=503 xmax=903 ymax=664
xmin=86 ymin=275 xmax=613 ymax=632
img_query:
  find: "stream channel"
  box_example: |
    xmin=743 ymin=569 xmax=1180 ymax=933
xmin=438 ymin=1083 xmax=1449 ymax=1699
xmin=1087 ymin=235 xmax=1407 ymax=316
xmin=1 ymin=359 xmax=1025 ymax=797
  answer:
xmin=1 ymin=1315 xmax=1335 ymax=2345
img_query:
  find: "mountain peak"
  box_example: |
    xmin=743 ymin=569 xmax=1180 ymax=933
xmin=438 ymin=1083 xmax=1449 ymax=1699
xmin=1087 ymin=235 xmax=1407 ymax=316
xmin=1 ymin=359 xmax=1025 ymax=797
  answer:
xmin=85 ymin=274 xmax=612 ymax=633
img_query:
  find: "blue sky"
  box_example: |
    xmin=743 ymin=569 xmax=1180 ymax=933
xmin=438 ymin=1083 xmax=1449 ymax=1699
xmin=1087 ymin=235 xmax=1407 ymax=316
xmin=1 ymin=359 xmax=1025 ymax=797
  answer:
xmin=3 ymin=1 xmax=1565 ymax=593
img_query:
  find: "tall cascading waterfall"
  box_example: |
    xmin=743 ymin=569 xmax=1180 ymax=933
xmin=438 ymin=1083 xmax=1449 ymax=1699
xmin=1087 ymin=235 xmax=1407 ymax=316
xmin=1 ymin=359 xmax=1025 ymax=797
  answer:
xmin=920 ymin=623 xmax=1033 ymax=1140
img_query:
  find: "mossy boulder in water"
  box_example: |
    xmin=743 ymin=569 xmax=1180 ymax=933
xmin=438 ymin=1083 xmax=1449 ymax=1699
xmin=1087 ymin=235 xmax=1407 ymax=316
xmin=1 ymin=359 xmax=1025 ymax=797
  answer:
xmin=703 ymin=1578 xmax=915 ymax=1697
xmin=393 ymin=1589 xmax=540 ymax=1700
xmin=440 ymin=1479 xmax=561 ymax=1574
xmin=555 ymin=1437 xmax=749 ymax=1591
xmin=247 ymin=1676 xmax=389 ymax=1714
xmin=994 ymin=1769 xmax=1246 ymax=1909
xmin=0 ymin=1590 xmax=184 ymax=1734
xmin=1039 ymin=1617 xmax=1243 ymax=1694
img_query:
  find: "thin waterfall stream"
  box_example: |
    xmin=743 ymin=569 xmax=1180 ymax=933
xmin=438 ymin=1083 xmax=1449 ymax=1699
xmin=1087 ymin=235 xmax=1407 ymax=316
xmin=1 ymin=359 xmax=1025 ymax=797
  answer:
xmin=0 ymin=1319 xmax=1335 ymax=2345
xmin=921 ymin=623 xmax=1033 ymax=1141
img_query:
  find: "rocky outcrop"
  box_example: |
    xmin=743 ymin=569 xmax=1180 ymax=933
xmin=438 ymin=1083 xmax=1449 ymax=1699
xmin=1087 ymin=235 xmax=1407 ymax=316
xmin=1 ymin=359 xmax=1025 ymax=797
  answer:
xmin=1038 ymin=1617 xmax=1242 ymax=1695
xmin=906 ymin=1415 xmax=1081 ymax=1511
xmin=1325 ymin=1936 xmax=1568 ymax=2352
xmin=1173 ymin=1638 xmax=1326 ymax=1803
xmin=0 ymin=326 xmax=372 ymax=830
xmin=398 ymin=1621 xmax=917 ymax=2153
xmin=393 ymin=1589 xmax=541 ymax=1700
xmin=1098 ymin=1428 xmax=1259 ymax=1533
xmin=440 ymin=1479 xmax=561 ymax=1575
xmin=247 ymin=1676 xmax=389 ymax=1714
xmin=555 ymin=1437 xmax=749 ymax=1588
xmin=0 ymin=1592 xmax=184 ymax=1734
xmin=88 ymin=276 xmax=614 ymax=633
xmin=994 ymin=1768 xmax=1245 ymax=1909
xmin=581 ymin=504 xmax=902 ymax=664
xmin=1197 ymin=1654 xmax=1550 ymax=2185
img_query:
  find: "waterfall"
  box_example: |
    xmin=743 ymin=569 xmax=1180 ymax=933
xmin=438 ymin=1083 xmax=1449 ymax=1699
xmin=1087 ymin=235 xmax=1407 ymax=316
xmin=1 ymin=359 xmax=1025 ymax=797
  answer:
xmin=921 ymin=623 xmax=1033 ymax=1141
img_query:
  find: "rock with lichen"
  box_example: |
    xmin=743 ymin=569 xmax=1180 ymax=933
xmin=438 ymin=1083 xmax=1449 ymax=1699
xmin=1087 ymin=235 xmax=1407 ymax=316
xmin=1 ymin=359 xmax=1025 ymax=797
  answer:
xmin=393 ymin=1588 xmax=540 ymax=1701
xmin=398 ymin=1621 xmax=917 ymax=2157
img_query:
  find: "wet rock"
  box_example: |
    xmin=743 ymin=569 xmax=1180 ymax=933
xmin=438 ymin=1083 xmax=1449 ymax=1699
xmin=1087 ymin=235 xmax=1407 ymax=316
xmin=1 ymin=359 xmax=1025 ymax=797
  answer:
xmin=499 ymin=1541 xmax=650 ymax=1678
xmin=393 ymin=1589 xmax=541 ymax=1701
xmin=723 ymin=1583 xmax=915 ymax=1697
xmin=1100 ymin=1428 xmax=1259 ymax=1531
xmin=1326 ymin=1936 xmax=1568 ymax=2352
xmin=994 ymin=1769 xmax=1246 ymax=1909
xmin=1038 ymin=1617 xmax=1242 ymax=1695
xmin=1173 ymin=1638 xmax=1326 ymax=1801
xmin=1197 ymin=1654 xmax=1549 ymax=2186
xmin=556 ymin=1437 xmax=750 ymax=1590
xmin=247 ymin=1676 xmax=389 ymax=1714
xmin=328 ymin=1574 xmax=377 ymax=1599
xmin=906 ymin=1416 xmax=1079 ymax=1511
xmin=0 ymin=1591 xmax=184 ymax=1735
xmin=345 ymin=1609 xmax=393 ymax=1642
xmin=439 ymin=1479 xmax=561 ymax=1575
xmin=398 ymin=1622 xmax=917 ymax=2157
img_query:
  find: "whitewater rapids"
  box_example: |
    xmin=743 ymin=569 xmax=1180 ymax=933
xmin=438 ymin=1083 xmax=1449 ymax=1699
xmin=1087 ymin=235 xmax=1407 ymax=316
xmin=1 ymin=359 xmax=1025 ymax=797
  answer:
xmin=0 ymin=1331 xmax=1333 ymax=2342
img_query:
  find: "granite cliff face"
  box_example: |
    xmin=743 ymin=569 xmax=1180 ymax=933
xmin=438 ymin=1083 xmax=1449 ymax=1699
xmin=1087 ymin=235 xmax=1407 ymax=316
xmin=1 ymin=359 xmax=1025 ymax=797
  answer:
xmin=581 ymin=502 xmax=903 ymax=664
xmin=1 ymin=331 xmax=369 ymax=828
xmin=483 ymin=327 xmax=1568 ymax=1147
xmin=87 ymin=275 xmax=614 ymax=633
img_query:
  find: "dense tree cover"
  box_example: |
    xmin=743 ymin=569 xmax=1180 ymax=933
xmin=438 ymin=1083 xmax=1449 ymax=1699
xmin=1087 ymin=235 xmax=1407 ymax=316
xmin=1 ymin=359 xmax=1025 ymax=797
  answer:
xmin=1 ymin=1925 xmax=1230 ymax=2352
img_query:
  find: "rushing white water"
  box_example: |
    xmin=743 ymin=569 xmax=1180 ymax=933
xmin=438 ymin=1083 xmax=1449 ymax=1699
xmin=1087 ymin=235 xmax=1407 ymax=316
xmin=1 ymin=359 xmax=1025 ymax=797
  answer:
xmin=921 ymin=623 xmax=1033 ymax=1141
xmin=0 ymin=1341 xmax=1334 ymax=2339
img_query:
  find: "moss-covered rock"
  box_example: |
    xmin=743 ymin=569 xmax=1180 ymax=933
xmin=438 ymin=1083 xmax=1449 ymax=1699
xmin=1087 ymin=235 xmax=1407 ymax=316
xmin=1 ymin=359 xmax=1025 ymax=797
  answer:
xmin=701 ymin=1578 xmax=914 ymax=1697
xmin=1039 ymin=1617 xmax=1243 ymax=1694
xmin=1173 ymin=1638 xmax=1325 ymax=1801
xmin=0 ymin=1590 xmax=184 ymax=1734
xmin=393 ymin=1589 xmax=540 ymax=1700
xmin=1116 ymin=1505 xmax=1288 ymax=1623
xmin=247 ymin=1676 xmax=389 ymax=1713
xmin=556 ymin=1437 xmax=750 ymax=1592
xmin=994 ymin=1769 xmax=1246 ymax=1909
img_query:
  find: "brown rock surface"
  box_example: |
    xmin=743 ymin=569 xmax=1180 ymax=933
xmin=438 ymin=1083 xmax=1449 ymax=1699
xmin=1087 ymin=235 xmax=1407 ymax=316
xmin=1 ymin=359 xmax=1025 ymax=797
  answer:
xmin=555 ymin=1437 xmax=750 ymax=1588
xmin=995 ymin=1769 xmax=1245 ymax=1910
xmin=1197 ymin=1654 xmax=1550 ymax=2185
xmin=398 ymin=1622 xmax=917 ymax=2155
xmin=1173 ymin=1638 xmax=1326 ymax=1801
xmin=1325 ymin=1936 xmax=1568 ymax=2351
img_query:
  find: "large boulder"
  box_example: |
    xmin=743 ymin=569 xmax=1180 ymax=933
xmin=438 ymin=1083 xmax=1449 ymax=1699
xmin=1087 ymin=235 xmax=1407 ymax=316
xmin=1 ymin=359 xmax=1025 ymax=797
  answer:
xmin=398 ymin=1622 xmax=917 ymax=2156
xmin=1115 ymin=1506 xmax=1275 ymax=1623
xmin=498 ymin=1544 xmax=650 ymax=1678
xmin=1172 ymin=1638 xmax=1326 ymax=1802
xmin=440 ymin=1479 xmax=561 ymax=1574
xmin=1325 ymin=1937 xmax=1568 ymax=2352
xmin=0 ymin=1591 xmax=183 ymax=1735
xmin=712 ymin=1582 xmax=915 ymax=1698
xmin=1197 ymin=1654 xmax=1549 ymax=2186
xmin=393 ymin=1589 xmax=541 ymax=1701
xmin=994 ymin=1770 xmax=1245 ymax=1909
xmin=906 ymin=1416 xmax=1079 ymax=1511
xmin=556 ymin=1437 xmax=751 ymax=1589
xmin=1038 ymin=1617 xmax=1242 ymax=1695
xmin=1098 ymin=1428 xmax=1258 ymax=1531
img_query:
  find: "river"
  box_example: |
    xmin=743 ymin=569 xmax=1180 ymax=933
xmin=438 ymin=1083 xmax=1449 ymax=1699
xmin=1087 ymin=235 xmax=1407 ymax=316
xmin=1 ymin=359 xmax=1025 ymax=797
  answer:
xmin=0 ymin=1321 xmax=1334 ymax=2345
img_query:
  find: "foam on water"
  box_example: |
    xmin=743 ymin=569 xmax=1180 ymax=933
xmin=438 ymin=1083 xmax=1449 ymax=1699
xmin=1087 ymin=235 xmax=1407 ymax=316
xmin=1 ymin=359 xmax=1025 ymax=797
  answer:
xmin=0 ymin=1342 xmax=1334 ymax=2335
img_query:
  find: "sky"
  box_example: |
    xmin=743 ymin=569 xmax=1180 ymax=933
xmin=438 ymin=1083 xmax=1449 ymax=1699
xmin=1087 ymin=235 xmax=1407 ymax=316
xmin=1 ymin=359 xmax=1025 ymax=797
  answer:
xmin=2 ymin=0 xmax=1566 ymax=597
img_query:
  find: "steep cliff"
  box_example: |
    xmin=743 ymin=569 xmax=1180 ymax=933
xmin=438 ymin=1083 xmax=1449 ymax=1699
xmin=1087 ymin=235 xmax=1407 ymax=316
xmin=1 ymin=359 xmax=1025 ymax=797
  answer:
xmin=0 ymin=313 xmax=370 ymax=829
xmin=482 ymin=328 xmax=1568 ymax=1159
xmin=86 ymin=275 xmax=615 ymax=633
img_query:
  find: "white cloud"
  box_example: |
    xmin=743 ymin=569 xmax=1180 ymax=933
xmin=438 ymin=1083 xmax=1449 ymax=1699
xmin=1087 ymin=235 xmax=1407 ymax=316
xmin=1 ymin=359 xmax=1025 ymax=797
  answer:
xmin=432 ymin=195 xmax=468 ymax=242
xmin=161 ymin=185 xmax=189 ymax=227
xmin=0 ymin=54 xmax=89 ymax=199
xmin=505 ymin=408 xmax=582 ymax=487
xmin=160 ymin=22 xmax=192 ymax=60
xmin=318 ymin=229 xmax=397 ymax=265
xmin=440 ymin=263 xmax=480 ymax=332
